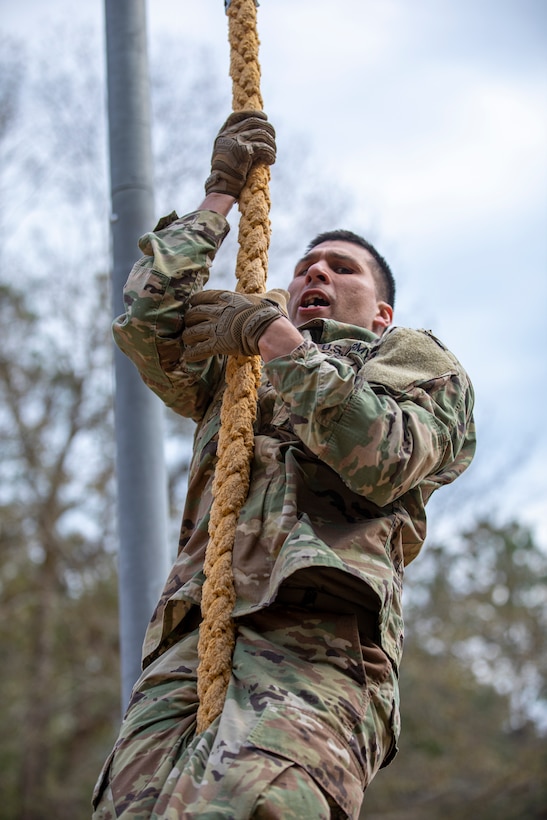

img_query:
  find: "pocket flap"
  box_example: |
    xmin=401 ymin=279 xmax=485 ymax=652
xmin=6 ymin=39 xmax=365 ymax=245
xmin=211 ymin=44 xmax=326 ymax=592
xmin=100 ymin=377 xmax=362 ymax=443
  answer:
xmin=249 ymin=704 xmax=364 ymax=816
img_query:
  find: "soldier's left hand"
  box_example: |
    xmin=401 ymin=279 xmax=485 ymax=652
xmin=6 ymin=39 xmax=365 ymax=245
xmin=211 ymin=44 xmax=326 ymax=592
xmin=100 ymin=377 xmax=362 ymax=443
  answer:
xmin=183 ymin=289 xmax=289 ymax=360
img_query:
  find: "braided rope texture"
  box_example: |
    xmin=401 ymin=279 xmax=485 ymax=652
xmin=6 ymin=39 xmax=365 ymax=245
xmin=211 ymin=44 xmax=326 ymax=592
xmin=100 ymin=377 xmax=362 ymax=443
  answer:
xmin=196 ymin=0 xmax=271 ymax=733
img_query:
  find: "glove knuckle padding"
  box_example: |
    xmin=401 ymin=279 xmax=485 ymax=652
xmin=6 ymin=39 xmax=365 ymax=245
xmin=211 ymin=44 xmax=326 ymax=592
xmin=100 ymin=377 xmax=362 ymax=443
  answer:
xmin=222 ymin=109 xmax=267 ymax=130
xmin=217 ymin=302 xmax=239 ymax=337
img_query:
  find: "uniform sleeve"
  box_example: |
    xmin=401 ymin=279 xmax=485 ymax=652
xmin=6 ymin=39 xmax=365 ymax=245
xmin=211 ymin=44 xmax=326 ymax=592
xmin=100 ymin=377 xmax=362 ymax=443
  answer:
xmin=264 ymin=327 xmax=476 ymax=506
xmin=112 ymin=209 xmax=230 ymax=421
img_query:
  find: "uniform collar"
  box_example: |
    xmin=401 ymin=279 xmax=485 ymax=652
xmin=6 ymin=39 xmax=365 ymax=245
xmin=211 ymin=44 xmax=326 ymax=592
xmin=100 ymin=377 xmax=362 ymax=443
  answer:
xmin=299 ymin=318 xmax=379 ymax=345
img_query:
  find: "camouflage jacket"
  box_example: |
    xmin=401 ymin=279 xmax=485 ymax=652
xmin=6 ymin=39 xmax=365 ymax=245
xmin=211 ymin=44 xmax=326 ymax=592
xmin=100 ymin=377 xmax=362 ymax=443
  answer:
xmin=113 ymin=210 xmax=476 ymax=671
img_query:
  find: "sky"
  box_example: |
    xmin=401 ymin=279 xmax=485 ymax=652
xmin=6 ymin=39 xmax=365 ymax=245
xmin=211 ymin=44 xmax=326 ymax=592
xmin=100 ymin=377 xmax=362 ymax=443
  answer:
xmin=3 ymin=0 xmax=547 ymax=545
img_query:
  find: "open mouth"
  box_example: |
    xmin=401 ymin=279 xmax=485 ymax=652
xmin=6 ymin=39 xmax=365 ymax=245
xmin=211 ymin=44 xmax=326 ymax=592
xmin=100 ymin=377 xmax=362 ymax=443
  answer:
xmin=300 ymin=294 xmax=330 ymax=309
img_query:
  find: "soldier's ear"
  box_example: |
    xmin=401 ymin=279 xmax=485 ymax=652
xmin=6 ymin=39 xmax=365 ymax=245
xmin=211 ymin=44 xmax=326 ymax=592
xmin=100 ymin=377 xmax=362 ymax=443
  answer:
xmin=372 ymin=302 xmax=393 ymax=335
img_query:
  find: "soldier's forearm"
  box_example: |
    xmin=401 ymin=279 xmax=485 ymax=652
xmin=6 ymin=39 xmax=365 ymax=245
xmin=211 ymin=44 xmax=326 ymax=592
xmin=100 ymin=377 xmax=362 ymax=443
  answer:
xmin=198 ymin=192 xmax=236 ymax=217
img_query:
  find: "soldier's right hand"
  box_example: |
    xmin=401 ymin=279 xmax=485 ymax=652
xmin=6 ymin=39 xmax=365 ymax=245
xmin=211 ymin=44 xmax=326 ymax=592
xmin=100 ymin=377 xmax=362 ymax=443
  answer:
xmin=204 ymin=111 xmax=276 ymax=200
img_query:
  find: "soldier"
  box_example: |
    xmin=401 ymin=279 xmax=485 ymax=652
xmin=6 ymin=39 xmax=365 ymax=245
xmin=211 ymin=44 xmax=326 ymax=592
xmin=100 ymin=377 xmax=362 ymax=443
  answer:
xmin=92 ymin=111 xmax=476 ymax=819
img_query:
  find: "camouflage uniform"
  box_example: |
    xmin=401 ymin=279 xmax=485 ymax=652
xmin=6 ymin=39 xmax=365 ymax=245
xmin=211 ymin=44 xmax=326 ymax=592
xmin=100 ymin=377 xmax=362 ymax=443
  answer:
xmin=93 ymin=210 xmax=476 ymax=818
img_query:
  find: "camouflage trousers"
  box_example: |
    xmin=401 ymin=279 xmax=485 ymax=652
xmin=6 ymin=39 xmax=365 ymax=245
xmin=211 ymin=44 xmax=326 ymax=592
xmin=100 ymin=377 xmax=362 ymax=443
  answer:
xmin=92 ymin=606 xmax=397 ymax=819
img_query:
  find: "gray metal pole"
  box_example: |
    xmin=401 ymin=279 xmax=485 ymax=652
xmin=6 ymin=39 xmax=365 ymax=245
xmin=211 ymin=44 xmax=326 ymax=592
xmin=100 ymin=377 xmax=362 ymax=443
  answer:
xmin=104 ymin=0 xmax=170 ymax=709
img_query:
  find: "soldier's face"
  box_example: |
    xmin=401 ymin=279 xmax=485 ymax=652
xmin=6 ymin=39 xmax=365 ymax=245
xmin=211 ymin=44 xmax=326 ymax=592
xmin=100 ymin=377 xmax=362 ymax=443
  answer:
xmin=288 ymin=240 xmax=393 ymax=334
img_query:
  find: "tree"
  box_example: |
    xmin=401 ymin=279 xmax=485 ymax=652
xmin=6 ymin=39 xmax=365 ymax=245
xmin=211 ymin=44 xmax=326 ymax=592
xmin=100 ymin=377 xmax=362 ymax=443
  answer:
xmin=361 ymin=518 xmax=547 ymax=819
xmin=0 ymin=272 xmax=120 ymax=819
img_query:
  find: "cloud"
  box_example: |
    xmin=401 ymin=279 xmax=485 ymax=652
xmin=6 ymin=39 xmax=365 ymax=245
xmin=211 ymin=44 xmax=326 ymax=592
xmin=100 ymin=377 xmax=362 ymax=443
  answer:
xmin=361 ymin=75 xmax=547 ymax=238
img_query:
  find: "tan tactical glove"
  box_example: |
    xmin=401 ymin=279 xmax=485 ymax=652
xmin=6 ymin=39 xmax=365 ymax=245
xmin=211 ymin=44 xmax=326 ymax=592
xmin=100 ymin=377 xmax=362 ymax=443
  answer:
xmin=204 ymin=111 xmax=276 ymax=199
xmin=183 ymin=289 xmax=289 ymax=360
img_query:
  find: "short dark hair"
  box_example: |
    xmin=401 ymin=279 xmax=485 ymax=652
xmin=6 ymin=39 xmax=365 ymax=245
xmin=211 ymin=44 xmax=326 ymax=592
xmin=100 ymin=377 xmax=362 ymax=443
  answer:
xmin=305 ymin=229 xmax=396 ymax=308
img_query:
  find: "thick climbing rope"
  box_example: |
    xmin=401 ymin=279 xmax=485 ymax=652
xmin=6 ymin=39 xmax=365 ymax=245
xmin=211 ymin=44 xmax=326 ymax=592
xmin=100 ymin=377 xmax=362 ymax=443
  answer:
xmin=196 ymin=0 xmax=271 ymax=733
